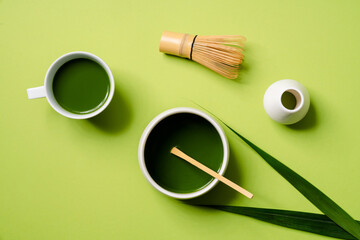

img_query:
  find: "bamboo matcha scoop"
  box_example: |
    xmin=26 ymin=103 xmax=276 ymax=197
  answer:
xmin=171 ymin=147 xmax=253 ymax=199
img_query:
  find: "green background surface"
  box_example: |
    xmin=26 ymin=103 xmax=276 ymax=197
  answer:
xmin=1 ymin=0 xmax=360 ymax=239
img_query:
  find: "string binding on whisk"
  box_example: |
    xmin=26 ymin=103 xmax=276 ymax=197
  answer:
xmin=189 ymin=35 xmax=198 ymax=61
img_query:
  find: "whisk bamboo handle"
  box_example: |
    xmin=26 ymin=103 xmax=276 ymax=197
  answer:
xmin=159 ymin=31 xmax=195 ymax=59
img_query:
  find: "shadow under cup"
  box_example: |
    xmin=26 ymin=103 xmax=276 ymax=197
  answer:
xmin=139 ymin=108 xmax=229 ymax=199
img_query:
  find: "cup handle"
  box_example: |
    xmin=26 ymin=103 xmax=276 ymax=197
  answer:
xmin=27 ymin=86 xmax=46 ymax=99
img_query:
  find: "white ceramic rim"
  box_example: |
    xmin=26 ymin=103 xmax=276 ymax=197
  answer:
xmin=138 ymin=107 xmax=229 ymax=199
xmin=44 ymin=51 xmax=115 ymax=119
xmin=279 ymin=88 xmax=304 ymax=113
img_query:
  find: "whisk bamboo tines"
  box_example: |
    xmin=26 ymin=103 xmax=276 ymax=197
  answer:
xmin=159 ymin=31 xmax=245 ymax=79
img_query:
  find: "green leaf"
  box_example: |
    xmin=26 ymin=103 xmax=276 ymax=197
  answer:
xmin=220 ymin=122 xmax=360 ymax=239
xmin=208 ymin=205 xmax=358 ymax=239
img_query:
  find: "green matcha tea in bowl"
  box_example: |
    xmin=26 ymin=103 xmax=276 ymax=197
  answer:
xmin=138 ymin=107 xmax=230 ymax=199
xmin=27 ymin=51 xmax=114 ymax=119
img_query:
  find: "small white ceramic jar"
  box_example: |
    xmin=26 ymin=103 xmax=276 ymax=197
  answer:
xmin=263 ymin=79 xmax=310 ymax=125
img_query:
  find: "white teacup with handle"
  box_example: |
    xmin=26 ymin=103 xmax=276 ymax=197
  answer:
xmin=27 ymin=51 xmax=115 ymax=119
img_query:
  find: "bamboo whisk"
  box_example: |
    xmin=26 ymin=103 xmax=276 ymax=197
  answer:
xmin=159 ymin=31 xmax=245 ymax=79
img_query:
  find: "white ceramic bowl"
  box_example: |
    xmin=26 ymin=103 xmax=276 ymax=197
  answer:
xmin=138 ymin=107 xmax=229 ymax=199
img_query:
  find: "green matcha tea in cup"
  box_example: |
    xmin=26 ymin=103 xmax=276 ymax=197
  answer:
xmin=27 ymin=51 xmax=114 ymax=119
